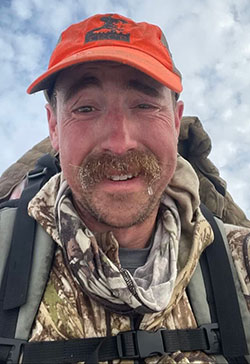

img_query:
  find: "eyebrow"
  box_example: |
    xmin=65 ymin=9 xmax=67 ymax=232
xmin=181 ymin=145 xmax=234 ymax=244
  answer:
xmin=127 ymin=79 xmax=161 ymax=97
xmin=62 ymin=75 xmax=162 ymax=103
xmin=63 ymin=76 xmax=101 ymax=103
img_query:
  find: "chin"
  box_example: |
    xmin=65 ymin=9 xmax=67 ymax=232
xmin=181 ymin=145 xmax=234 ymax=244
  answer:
xmin=96 ymin=212 xmax=146 ymax=229
xmin=87 ymin=194 xmax=160 ymax=229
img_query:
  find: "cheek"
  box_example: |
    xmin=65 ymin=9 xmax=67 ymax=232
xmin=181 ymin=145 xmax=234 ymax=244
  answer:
xmin=140 ymin=118 xmax=178 ymax=161
xmin=141 ymin=122 xmax=178 ymax=185
xmin=158 ymin=141 xmax=178 ymax=173
xmin=58 ymin=120 xmax=93 ymax=165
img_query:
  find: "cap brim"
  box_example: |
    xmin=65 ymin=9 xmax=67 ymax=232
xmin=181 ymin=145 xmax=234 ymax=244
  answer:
xmin=27 ymin=45 xmax=182 ymax=95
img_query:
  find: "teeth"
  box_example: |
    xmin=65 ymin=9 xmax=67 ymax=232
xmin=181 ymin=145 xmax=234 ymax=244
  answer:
xmin=109 ymin=174 xmax=133 ymax=181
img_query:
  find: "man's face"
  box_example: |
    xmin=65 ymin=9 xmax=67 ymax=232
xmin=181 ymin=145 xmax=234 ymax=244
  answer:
xmin=47 ymin=62 xmax=183 ymax=229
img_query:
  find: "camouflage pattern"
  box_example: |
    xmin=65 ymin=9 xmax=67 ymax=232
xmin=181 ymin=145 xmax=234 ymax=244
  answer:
xmin=224 ymin=224 xmax=250 ymax=311
xmin=53 ymin=185 xmax=182 ymax=313
xmin=27 ymin=156 xmax=225 ymax=363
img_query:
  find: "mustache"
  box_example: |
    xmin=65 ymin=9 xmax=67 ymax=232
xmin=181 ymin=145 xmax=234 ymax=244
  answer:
xmin=72 ymin=150 xmax=161 ymax=189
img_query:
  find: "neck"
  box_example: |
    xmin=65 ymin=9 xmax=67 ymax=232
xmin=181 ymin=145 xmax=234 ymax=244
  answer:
xmin=74 ymin=201 xmax=158 ymax=249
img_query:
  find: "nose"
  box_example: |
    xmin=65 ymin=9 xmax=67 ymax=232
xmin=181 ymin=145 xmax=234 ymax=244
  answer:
xmin=100 ymin=109 xmax=138 ymax=154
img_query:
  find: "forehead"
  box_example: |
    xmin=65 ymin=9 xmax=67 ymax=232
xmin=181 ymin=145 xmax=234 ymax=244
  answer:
xmin=55 ymin=61 xmax=167 ymax=92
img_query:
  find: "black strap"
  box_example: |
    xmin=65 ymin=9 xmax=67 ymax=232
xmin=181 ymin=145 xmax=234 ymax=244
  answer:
xmin=0 ymin=154 xmax=60 ymax=363
xmin=200 ymin=204 xmax=248 ymax=358
xmin=0 ymin=259 xmax=19 ymax=363
xmin=2 ymin=324 xmax=220 ymax=364
xmin=3 ymin=154 xmax=60 ymax=310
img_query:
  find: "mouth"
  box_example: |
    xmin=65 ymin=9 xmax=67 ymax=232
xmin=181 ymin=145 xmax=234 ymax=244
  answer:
xmin=96 ymin=172 xmax=144 ymax=194
xmin=106 ymin=173 xmax=139 ymax=181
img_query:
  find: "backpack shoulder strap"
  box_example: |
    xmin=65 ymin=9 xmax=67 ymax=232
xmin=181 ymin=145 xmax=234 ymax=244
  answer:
xmin=199 ymin=204 xmax=249 ymax=361
xmin=0 ymin=154 xmax=59 ymax=363
xmin=3 ymin=154 xmax=60 ymax=310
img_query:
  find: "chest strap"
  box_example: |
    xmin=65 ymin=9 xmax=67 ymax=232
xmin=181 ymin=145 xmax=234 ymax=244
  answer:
xmin=2 ymin=324 xmax=220 ymax=364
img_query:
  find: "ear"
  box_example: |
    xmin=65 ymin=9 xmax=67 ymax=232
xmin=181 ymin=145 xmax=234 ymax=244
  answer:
xmin=174 ymin=100 xmax=184 ymax=137
xmin=46 ymin=103 xmax=59 ymax=151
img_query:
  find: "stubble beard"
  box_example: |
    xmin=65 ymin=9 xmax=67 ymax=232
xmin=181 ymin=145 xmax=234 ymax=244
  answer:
xmin=71 ymin=150 xmax=172 ymax=229
xmin=77 ymin=183 xmax=163 ymax=228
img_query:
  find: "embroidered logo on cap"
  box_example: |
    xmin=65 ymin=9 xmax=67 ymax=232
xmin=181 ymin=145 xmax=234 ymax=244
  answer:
xmin=85 ymin=15 xmax=130 ymax=43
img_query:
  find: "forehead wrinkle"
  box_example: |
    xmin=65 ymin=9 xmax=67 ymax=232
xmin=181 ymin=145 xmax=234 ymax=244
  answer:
xmin=127 ymin=79 xmax=162 ymax=97
xmin=63 ymin=75 xmax=102 ymax=103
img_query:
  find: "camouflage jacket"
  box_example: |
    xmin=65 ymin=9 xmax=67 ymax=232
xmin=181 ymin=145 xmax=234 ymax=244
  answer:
xmin=26 ymin=156 xmax=250 ymax=364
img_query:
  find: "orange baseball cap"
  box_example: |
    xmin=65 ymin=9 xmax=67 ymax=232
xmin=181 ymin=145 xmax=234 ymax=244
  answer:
xmin=27 ymin=13 xmax=182 ymax=95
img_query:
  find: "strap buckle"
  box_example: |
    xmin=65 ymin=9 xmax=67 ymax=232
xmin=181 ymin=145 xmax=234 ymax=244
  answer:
xmin=116 ymin=329 xmax=165 ymax=360
xmin=27 ymin=167 xmax=48 ymax=180
xmin=0 ymin=337 xmax=26 ymax=364
xmin=200 ymin=323 xmax=220 ymax=354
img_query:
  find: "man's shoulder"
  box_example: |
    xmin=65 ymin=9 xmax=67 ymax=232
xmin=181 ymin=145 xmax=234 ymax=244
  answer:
xmin=224 ymin=222 xmax=250 ymax=246
xmin=224 ymin=222 xmax=250 ymax=311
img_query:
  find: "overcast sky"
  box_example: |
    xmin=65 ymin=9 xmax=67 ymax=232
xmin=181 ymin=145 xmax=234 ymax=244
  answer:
xmin=1 ymin=0 xmax=250 ymax=218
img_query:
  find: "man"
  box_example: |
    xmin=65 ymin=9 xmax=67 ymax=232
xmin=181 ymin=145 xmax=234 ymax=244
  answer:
xmin=1 ymin=13 xmax=249 ymax=364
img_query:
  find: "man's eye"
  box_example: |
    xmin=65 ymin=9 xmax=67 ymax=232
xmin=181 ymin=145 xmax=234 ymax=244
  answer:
xmin=76 ymin=106 xmax=94 ymax=113
xmin=137 ymin=104 xmax=154 ymax=109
